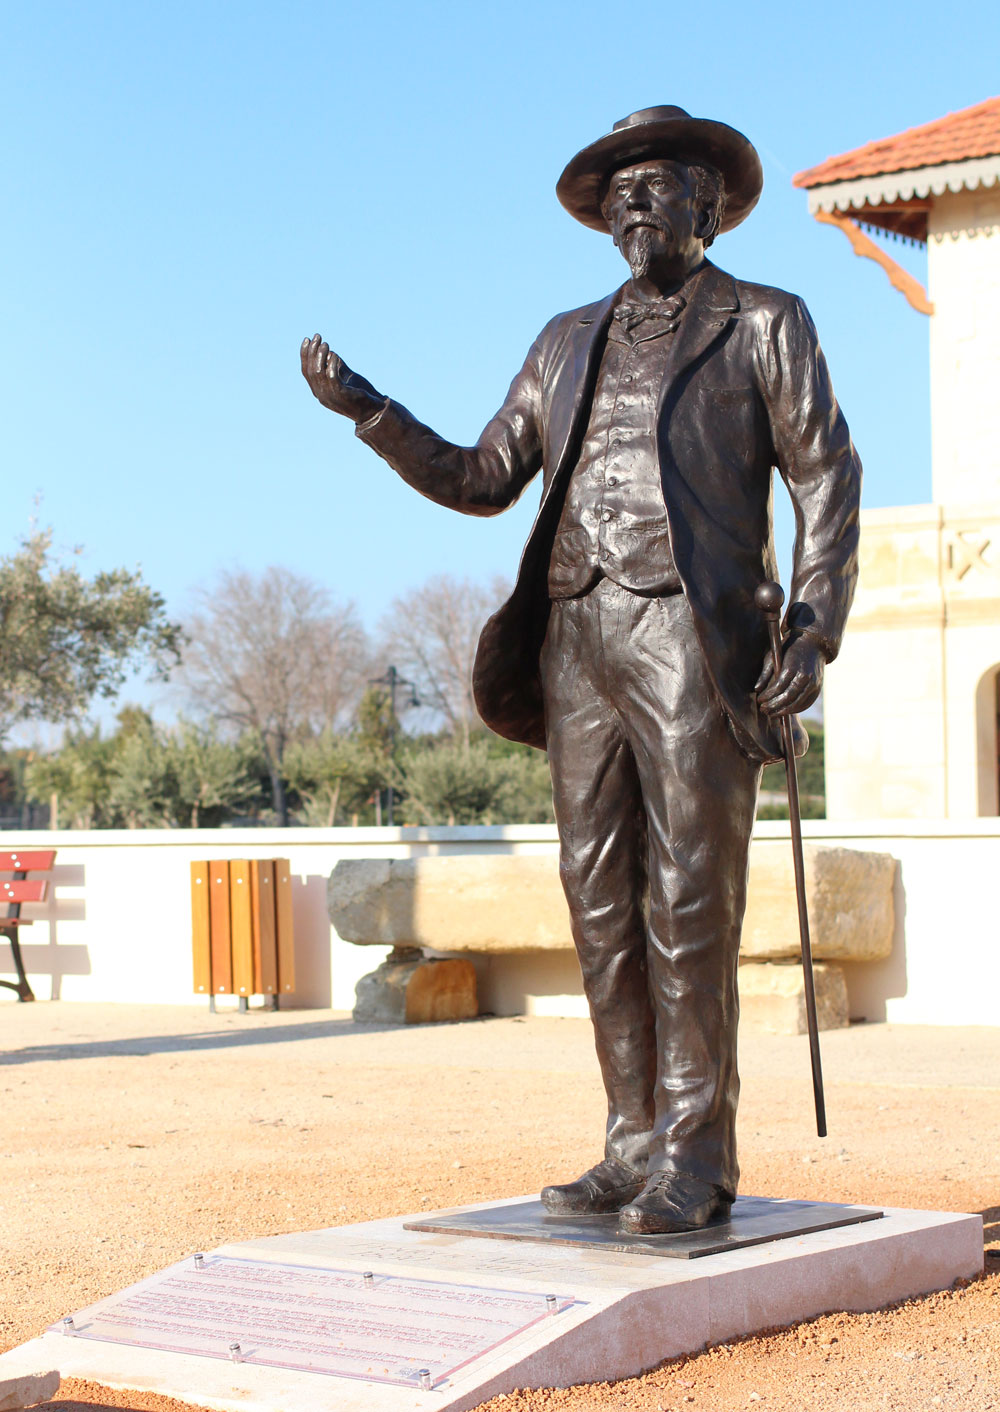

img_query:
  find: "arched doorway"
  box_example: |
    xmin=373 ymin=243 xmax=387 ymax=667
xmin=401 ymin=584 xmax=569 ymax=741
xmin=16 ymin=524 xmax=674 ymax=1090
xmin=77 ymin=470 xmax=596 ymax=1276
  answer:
xmin=975 ymin=665 xmax=1000 ymax=815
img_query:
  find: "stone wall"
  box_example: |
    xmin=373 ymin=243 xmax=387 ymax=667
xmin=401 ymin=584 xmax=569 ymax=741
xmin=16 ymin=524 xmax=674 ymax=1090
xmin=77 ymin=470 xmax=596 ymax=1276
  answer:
xmin=0 ymin=821 xmax=997 ymax=1027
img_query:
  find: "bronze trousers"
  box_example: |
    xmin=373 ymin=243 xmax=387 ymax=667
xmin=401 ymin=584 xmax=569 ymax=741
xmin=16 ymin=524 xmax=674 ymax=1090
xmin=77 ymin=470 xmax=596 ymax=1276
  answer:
xmin=540 ymin=579 xmax=761 ymax=1198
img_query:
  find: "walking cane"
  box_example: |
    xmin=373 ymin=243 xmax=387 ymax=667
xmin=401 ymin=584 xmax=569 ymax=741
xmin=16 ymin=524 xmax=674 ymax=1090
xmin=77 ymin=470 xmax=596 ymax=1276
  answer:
xmin=754 ymin=582 xmax=827 ymax=1139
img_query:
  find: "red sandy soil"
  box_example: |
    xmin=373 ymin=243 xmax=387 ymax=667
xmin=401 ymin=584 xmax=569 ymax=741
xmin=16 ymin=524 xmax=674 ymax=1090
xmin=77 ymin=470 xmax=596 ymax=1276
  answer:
xmin=2 ymin=1003 xmax=997 ymax=1411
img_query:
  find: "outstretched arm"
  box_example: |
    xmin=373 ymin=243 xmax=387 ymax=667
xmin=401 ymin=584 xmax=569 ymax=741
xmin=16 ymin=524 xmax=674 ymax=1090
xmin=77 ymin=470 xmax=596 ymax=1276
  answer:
xmin=300 ymin=332 xmax=546 ymax=518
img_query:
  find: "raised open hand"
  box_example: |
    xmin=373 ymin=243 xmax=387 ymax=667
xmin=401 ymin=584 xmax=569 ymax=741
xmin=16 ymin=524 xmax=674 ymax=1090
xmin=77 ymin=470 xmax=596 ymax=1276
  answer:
xmin=300 ymin=335 xmax=385 ymax=422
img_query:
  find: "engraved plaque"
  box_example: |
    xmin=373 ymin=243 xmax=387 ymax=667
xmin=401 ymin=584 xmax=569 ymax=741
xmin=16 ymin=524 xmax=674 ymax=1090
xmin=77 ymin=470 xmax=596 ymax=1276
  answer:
xmin=53 ymin=1257 xmax=582 ymax=1389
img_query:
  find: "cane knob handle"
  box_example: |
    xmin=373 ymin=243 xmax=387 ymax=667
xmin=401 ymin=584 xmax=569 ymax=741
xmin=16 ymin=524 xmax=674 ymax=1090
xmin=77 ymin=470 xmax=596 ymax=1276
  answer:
xmin=754 ymin=581 xmax=785 ymax=618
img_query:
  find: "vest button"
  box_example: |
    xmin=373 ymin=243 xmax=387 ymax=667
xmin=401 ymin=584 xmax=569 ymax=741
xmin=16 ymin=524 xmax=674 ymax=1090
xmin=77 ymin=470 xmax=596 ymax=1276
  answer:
xmin=607 ymin=475 xmax=618 ymax=486
xmin=600 ymin=550 xmax=610 ymax=562
xmin=601 ymin=510 xmax=613 ymax=522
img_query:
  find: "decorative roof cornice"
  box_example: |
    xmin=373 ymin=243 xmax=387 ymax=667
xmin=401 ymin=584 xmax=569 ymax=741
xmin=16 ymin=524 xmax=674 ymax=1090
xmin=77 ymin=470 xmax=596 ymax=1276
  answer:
xmin=804 ymin=154 xmax=1000 ymax=217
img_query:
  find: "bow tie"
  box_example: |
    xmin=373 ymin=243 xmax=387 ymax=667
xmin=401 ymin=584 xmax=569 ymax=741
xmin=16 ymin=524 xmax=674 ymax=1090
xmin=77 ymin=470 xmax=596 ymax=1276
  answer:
xmin=614 ymin=294 xmax=686 ymax=333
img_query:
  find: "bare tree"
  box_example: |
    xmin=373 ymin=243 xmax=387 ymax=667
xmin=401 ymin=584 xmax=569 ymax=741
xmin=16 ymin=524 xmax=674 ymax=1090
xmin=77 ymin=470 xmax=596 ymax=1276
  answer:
xmin=179 ymin=567 xmax=369 ymax=823
xmin=378 ymin=574 xmax=511 ymax=747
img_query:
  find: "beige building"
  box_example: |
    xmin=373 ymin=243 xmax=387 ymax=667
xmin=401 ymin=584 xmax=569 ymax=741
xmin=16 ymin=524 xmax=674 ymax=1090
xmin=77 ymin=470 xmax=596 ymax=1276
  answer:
xmin=796 ymin=97 xmax=1000 ymax=818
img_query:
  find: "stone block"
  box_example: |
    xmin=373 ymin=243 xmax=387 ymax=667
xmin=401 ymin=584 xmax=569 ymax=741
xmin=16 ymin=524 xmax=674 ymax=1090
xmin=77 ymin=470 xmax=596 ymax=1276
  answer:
xmin=329 ymin=856 xmax=574 ymax=954
xmin=329 ymin=847 xmax=896 ymax=965
xmin=353 ymin=948 xmax=477 ymax=1024
xmin=739 ymin=961 xmax=849 ymax=1035
xmin=742 ymin=844 xmax=896 ymax=961
xmin=0 ymin=1372 xmax=59 ymax=1411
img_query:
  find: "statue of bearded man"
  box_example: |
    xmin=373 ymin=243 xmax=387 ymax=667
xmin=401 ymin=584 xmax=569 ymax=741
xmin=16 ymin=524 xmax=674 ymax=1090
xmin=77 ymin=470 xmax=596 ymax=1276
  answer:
xmin=302 ymin=105 xmax=861 ymax=1234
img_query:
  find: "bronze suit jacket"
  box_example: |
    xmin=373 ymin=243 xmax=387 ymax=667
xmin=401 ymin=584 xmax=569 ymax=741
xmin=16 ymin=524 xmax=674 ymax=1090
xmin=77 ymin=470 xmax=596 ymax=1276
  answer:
xmin=357 ymin=260 xmax=862 ymax=762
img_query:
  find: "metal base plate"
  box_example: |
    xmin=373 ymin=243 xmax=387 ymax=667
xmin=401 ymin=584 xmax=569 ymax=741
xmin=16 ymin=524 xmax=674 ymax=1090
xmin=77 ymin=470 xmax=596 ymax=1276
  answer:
xmin=404 ymin=1194 xmax=883 ymax=1259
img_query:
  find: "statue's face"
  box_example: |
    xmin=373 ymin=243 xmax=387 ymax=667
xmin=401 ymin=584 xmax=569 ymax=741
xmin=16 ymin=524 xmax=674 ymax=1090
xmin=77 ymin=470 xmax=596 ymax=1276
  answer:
xmin=602 ymin=159 xmax=708 ymax=278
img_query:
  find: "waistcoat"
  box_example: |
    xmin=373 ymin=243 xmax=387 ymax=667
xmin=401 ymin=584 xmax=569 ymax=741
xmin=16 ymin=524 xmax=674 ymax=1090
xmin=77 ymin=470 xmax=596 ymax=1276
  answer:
xmin=547 ymin=299 xmax=684 ymax=600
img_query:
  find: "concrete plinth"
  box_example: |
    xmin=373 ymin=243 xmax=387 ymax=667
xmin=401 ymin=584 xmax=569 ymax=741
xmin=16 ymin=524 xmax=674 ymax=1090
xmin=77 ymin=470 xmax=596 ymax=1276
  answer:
xmin=0 ymin=1198 xmax=981 ymax=1412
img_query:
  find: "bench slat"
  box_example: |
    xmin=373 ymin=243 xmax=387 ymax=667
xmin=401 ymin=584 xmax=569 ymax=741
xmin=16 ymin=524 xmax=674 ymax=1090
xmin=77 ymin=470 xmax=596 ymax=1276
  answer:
xmin=208 ymin=865 xmax=233 ymax=995
xmin=2 ymin=880 xmax=47 ymax=904
xmin=0 ymin=851 xmax=56 ymax=872
xmin=274 ymin=860 xmax=295 ymax=995
xmin=229 ymin=860 xmax=254 ymax=998
xmin=251 ymin=861 xmax=278 ymax=996
xmin=190 ymin=862 xmax=212 ymax=995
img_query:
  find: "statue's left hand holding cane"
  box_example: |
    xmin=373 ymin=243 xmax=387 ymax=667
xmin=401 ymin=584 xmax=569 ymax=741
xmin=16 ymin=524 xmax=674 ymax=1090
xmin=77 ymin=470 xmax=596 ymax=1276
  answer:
xmin=755 ymin=582 xmax=828 ymax=1139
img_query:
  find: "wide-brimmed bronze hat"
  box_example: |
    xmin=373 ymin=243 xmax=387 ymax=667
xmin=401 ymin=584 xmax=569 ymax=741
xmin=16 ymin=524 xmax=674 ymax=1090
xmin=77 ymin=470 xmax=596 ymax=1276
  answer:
xmin=557 ymin=105 xmax=763 ymax=235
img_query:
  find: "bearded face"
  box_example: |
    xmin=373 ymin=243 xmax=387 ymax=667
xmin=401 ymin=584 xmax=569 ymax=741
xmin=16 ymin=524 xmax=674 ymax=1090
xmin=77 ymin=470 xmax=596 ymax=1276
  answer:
xmin=602 ymin=160 xmax=708 ymax=283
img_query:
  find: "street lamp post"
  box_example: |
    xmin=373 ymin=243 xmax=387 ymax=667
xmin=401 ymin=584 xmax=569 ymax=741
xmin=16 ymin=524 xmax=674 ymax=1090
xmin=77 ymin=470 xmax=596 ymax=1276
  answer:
xmin=368 ymin=665 xmax=419 ymax=826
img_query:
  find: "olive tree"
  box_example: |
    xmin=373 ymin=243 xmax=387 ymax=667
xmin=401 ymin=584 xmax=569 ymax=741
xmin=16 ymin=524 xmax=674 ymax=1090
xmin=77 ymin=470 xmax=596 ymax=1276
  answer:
xmin=0 ymin=528 xmax=182 ymax=743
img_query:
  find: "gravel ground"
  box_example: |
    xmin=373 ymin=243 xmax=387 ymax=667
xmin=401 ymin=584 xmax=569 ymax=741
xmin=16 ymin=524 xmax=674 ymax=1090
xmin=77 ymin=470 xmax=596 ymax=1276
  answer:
xmin=2 ymin=1001 xmax=998 ymax=1411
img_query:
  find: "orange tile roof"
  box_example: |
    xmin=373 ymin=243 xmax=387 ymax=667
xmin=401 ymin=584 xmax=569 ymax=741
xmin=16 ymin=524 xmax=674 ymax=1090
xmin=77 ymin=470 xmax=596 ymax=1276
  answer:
xmin=794 ymin=96 xmax=1000 ymax=188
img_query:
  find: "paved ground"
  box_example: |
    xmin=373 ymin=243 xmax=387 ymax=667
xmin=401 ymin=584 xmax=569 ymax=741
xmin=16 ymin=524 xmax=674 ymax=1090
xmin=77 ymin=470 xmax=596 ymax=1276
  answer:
xmin=2 ymin=1002 xmax=998 ymax=1410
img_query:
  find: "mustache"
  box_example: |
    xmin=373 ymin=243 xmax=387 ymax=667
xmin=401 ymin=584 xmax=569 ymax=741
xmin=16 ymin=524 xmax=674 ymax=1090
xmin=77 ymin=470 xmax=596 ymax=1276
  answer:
xmin=620 ymin=213 xmax=672 ymax=239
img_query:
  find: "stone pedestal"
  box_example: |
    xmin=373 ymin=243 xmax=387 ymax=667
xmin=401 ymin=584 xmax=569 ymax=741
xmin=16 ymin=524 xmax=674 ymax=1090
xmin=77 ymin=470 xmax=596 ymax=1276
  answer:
xmin=353 ymin=947 xmax=478 ymax=1024
xmin=0 ymin=1198 xmax=981 ymax=1412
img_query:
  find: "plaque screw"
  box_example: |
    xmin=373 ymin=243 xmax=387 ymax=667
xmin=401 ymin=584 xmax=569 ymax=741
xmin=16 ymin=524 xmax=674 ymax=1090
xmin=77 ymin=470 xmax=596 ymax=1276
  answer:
xmin=62 ymin=1316 xmax=75 ymax=1335
xmin=193 ymin=1253 xmax=205 ymax=1270
xmin=418 ymin=1369 xmax=432 ymax=1391
xmin=229 ymin=1342 xmax=242 ymax=1362
xmin=546 ymin=1294 xmax=558 ymax=1314
xmin=363 ymin=1270 xmax=374 ymax=1288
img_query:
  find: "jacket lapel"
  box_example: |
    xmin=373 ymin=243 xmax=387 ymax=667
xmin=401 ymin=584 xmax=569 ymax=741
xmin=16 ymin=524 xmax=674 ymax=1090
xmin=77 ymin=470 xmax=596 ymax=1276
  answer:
xmin=657 ymin=261 xmax=739 ymax=420
xmin=542 ymin=287 xmax=620 ymax=494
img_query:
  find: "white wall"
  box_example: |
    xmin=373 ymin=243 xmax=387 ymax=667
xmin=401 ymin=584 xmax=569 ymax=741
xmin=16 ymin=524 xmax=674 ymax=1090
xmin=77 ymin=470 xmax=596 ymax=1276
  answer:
xmin=823 ymin=502 xmax=1000 ymax=821
xmin=1 ymin=821 xmax=997 ymax=1026
xmin=792 ymin=819 xmax=999 ymax=1026
xmin=929 ymin=183 xmax=1000 ymax=507
xmin=0 ymin=826 xmax=559 ymax=1014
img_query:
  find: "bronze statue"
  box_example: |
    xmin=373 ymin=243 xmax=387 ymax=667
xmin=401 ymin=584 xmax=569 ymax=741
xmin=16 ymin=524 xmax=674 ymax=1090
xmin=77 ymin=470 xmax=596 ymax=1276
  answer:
xmin=301 ymin=106 xmax=861 ymax=1235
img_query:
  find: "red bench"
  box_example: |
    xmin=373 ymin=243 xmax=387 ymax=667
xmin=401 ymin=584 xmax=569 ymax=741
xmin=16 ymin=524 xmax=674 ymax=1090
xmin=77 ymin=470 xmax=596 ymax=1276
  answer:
xmin=0 ymin=850 xmax=56 ymax=1003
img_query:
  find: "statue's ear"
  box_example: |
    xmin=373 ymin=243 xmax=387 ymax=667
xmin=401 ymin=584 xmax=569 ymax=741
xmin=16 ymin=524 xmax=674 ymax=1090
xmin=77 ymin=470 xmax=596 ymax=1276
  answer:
xmin=695 ymin=202 xmax=714 ymax=240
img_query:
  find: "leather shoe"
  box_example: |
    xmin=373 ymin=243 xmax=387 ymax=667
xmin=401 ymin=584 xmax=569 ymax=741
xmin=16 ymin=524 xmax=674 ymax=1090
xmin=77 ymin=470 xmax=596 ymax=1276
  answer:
xmin=540 ymin=1158 xmax=645 ymax=1214
xmin=618 ymin=1171 xmax=732 ymax=1235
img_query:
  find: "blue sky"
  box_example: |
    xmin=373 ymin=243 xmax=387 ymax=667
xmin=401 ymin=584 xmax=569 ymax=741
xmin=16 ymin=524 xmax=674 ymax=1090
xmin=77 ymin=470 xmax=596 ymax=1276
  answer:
xmin=4 ymin=0 xmax=998 ymax=678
